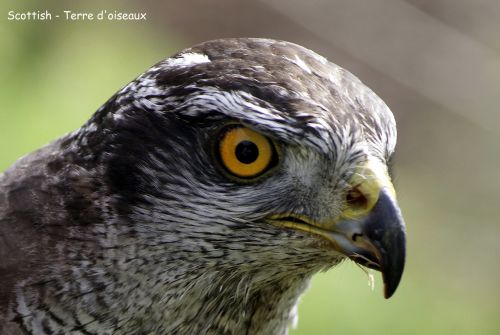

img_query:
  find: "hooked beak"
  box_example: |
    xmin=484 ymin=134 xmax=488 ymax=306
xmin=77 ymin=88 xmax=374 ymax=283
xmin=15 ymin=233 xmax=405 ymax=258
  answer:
xmin=268 ymin=160 xmax=406 ymax=298
xmin=332 ymin=189 xmax=406 ymax=298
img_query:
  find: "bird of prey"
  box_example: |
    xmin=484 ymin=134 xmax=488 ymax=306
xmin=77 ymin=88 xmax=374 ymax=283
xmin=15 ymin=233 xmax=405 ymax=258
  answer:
xmin=0 ymin=38 xmax=406 ymax=334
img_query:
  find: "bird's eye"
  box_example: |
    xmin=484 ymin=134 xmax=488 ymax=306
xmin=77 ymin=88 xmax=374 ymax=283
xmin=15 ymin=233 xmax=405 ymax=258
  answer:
xmin=216 ymin=125 xmax=277 ymax=179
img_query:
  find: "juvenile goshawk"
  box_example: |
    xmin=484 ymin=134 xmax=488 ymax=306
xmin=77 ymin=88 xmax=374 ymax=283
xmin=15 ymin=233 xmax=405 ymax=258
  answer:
xmin=0 ymin=38 xmax=406 ymax=334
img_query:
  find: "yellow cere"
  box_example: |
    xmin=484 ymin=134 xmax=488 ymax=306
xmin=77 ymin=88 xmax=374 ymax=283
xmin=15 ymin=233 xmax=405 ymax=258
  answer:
xmin=219 ymin=127 xmax=273 ymax=178
xmin=341 ymin=158 xmax=396 ymax=220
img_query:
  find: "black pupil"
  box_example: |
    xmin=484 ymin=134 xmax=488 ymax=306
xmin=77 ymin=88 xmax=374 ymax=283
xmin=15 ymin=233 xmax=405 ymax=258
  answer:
xmin=235 ymin=141 xmax=259 ymax=164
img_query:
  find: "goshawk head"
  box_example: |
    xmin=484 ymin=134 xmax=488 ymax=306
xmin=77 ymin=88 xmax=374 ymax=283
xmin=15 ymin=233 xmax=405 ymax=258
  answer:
xmin=0 ymin=38 xmax=405 ymax=334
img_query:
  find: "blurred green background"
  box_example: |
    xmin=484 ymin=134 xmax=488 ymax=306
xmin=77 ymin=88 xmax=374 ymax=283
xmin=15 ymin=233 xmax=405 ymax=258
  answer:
xmin=1 ymin=0 xmax=499 ymax=334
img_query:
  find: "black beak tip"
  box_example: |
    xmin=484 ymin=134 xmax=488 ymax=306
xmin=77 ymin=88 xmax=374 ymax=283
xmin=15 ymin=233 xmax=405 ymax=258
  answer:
xmin=366 ymin=190 xmax=407 ymax=299
xmin=380 ymin=239 xmax=406 ymax=299
xmin=383 ymin=272 xmax=401 ymax=299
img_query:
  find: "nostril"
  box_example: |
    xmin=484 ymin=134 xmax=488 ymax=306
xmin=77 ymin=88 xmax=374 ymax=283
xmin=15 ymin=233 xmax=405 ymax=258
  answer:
xmin=346 ymin=186 xmax=369 ymax=211
xmin=352 ymin=233 xmax=363 ymax=242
